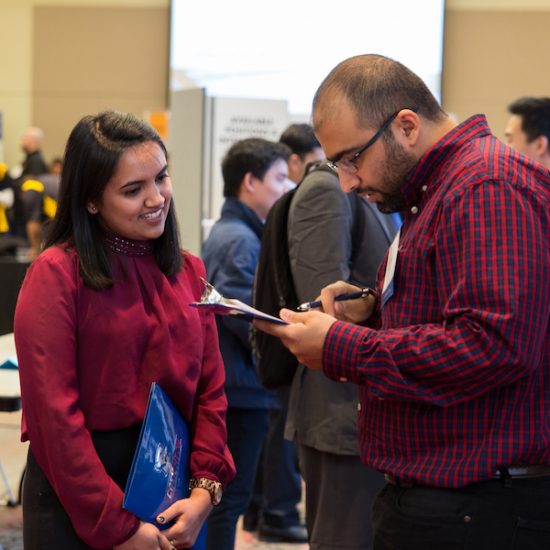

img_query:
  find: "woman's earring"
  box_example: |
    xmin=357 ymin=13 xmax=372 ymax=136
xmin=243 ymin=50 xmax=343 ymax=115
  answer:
xmin=87 ymin=204 xmax=98 ymax=214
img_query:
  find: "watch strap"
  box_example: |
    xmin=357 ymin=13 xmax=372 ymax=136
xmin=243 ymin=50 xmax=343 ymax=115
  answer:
xmin=189 ymin=477 xmax=222 ymax=506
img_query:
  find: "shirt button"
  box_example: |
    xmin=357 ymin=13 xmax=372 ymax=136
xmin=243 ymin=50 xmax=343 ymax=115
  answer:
xmin=339 ymin=376 xmax=348 ymax=382
xmin=421 ymin=185 xmax=428 ymax=192
xmin=410 ymin=206 xmax=419 ymax=214
xmin=464 ymin=515 xmax=472 ymax=523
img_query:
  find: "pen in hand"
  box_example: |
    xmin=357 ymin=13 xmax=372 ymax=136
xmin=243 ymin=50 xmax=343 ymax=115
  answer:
xmin=297 ymin=288 xmax=376 ymax=312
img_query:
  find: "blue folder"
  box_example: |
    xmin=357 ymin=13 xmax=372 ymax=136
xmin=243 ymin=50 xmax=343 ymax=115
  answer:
xmin=123 ymin=383 xmax=206 ymax=549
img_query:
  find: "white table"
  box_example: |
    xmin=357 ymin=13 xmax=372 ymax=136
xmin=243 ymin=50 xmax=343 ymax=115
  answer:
xmin=0 ymin=332 xmax=20 ymax=505
xmin=0 ymin=333 xmax=20 ymax=411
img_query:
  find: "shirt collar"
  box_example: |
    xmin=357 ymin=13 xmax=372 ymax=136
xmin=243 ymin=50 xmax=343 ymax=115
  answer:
xmin=221 ymin=197 xmax=264 ymax=240
xmin=401 ymin=114 xmax=492 ymax=205
xmin=103 ymin=231 xmax=154 ymax=256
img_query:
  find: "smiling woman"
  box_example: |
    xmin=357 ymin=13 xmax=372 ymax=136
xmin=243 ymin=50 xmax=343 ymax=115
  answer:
xmin=44 ymin=111 xmax=182 ymax=290
xmin=88 ymin=142 xmax=173 ymax=243
xmin=13 ymin=111 xmax=236 ymax=550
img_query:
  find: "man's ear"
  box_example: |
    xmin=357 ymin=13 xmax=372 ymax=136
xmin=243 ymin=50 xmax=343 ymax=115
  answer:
xmin=533 ymin=134 xmax=549 ymax=157
xmin=288 ymin=153 xmax=302 ymax=173
xmin=397 ymin=108 xmax=420 ymax=146
xmin=242 ymin=172 xmax=256 ymax=193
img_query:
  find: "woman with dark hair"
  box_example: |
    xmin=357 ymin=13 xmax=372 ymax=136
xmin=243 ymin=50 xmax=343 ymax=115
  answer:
xmin=14 ymin=111 xmax=235 ymax=550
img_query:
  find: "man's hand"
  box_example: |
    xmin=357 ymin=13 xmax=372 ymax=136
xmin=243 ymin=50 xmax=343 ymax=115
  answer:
xmin=320 ymin=281 xmax=377 ymax=323
xmin=254 ymin=309 xmax=336 ymax=370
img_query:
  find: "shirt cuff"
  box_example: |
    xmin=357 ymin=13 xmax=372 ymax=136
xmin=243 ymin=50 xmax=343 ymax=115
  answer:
xmin=322 ymin=320 xmax=372 ymax=384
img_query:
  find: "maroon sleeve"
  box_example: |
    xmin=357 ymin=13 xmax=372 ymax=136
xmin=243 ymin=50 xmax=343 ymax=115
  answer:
xmin=184 ymin=255 xmax=236 ymax=487
xmin=15 ymin=249 xmax=139 ymax=548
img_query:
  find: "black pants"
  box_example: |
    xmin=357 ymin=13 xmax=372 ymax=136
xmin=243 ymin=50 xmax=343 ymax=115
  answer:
xmin=246 ymin=386 xmax=302 ymax=529
xmin=23 ymin=424 xmax=141 ymax=550
xmin=205 ymin=407 xmax=270 ymax=550
xmin=373 ymin=475 xmax=550 ymax=550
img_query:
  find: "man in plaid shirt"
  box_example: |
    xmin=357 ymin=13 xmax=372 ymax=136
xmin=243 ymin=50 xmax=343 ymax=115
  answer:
xmin=256 ymin=54 xmax=550 ymax=549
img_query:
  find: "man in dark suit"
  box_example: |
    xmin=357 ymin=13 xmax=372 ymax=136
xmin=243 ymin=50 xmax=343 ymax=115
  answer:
xmin=285 ymin=163 xmax=398 ymax=549
xmin=243 ymin=124 xmax=319 ymax=544
xmin=20 ymin=127 xmax=48 ymax=177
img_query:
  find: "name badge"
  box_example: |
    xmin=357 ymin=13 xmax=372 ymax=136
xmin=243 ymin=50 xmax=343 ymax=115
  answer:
xmin=381 ymin=229 xmax=400 ymax=307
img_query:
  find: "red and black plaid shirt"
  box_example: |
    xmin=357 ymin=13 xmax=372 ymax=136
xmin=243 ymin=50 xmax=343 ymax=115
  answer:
xmin=323 ymin=115 xmax=550 ymax=488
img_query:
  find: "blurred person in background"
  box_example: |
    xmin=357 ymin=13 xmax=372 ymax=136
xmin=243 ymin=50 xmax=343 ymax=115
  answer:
xmin=20 ymin=126 xmax=48 ymax=177
xmin=20 ymin=172 xmax=60 ymax=260
xmin=49 ymin=156 xmax=64 ymax=176
xmin=202 ymin=137 xmax=291 ymax=550
xmin=280 ymin=123 xmax=325 ymax=184
xmin=243 ymin=123 xmax=325 ymax=543
xmin=0 ymin=162 xmax=15 ymax=238
xmin=505 ymin=96 xmax=550 ymax=169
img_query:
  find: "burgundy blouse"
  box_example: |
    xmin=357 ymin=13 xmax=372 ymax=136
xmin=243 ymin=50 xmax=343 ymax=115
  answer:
xmin=15 ymin=237 xmax=235 ymax=548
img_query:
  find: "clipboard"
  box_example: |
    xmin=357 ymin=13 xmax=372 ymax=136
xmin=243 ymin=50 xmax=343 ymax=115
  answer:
xmin=189 ymin=278 xmax=288 ymax=324
xmin=189 ymin=299 xmax=288 ymax=324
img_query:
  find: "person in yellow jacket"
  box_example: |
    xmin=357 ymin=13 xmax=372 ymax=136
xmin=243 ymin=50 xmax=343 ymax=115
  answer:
xmin=0 ymin=162 xmax=15 ymax=235
xmin=20 ymin=173 xmax=59 ymax=259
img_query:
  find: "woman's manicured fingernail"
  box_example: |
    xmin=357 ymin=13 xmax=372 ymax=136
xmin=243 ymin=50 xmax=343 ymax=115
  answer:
xmin=157 ymin=515 xmax=165 ymax=523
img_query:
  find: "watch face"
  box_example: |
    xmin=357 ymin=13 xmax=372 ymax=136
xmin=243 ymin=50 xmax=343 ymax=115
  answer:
xmin=190 ymin=478 xmax=222 ymax=505
xmin=213 ymin=484 xmax=223 ymax=505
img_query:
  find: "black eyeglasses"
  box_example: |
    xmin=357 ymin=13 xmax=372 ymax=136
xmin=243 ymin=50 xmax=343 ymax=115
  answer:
xmin=327 ymin=106 xmax=418 ymax=174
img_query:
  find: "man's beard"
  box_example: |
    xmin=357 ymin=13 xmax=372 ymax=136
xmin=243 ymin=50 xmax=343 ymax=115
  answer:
xmin=374 ymin=135 xmax=417 ymax=214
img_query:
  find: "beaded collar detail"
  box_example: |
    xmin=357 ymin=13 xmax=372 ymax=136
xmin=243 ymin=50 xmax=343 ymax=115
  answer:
xmin=103 ymin=232 xmax=154 ymax=256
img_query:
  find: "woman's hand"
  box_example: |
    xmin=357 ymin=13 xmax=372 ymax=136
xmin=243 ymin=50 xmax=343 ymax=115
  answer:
xmin=156 ymin=489 xmax=213 ymax=549
xmin=113 ymin=521 xmax=173 ymax=550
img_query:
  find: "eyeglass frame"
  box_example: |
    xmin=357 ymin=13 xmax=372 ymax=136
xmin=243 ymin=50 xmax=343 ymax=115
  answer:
xmin=326 ymin=106 xmax=419 ymax=174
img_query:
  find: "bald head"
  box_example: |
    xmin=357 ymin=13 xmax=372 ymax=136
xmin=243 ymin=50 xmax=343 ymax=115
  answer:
xmin=21 ymin=127 xmax=44 ymax=154
xmin=312 ymin=54 xmax=445 ymax=134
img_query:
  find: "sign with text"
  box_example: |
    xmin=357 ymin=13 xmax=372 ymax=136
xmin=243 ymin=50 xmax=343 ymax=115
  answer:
xmin=207 ymin=97 xmax=288 ymax=223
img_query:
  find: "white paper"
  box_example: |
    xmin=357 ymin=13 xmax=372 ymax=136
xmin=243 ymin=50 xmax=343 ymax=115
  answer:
xmin=189 ymin=298 xmax=288 ymax=325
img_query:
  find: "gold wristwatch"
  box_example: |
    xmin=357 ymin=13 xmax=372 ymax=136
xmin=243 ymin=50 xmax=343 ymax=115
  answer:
xmin=189 ymin=477 xmax=223 ymax=506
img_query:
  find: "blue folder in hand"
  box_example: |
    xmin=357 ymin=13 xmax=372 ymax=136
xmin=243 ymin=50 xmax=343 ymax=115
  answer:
xmin=123 ymin=383 xmax=206 ymax=549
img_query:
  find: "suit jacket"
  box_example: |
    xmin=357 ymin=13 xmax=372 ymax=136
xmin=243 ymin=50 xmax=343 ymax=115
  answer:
xmin=285 ymin=168 xmax=397 ymax=455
